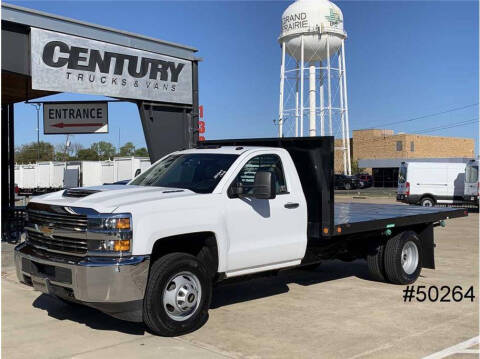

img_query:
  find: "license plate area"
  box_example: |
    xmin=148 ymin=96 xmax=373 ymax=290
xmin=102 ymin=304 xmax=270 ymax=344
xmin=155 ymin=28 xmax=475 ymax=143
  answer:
xmin=31 ymin=275 xmax=51 ymax=294
xmin=22 ymin=258 xmax=72 ymax=285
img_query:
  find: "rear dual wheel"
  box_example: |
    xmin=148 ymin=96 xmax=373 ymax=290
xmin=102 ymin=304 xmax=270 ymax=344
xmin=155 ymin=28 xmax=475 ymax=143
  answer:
xmin=367 ymin=231 xmax=422 ymax=285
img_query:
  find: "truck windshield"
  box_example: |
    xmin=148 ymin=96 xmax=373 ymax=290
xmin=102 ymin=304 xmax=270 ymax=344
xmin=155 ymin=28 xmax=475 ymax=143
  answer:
xmin=465 ymin=165 xmax=479 ymax=183
xmin=129 ymin=153 xmax=238 ymax=193
xmin=398 ymin=165 xmax=407 ymax=184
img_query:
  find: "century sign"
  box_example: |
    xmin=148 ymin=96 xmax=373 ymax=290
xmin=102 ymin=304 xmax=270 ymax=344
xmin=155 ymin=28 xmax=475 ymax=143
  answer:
xmin=43 ymin=102 xmax=108 ymax=134
xmin=31 ymin=28 xmax=193 ymax=104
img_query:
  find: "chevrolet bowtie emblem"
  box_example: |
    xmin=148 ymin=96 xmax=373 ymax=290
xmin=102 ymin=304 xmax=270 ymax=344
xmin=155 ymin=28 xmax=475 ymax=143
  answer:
xmin=39 ymin=225 xmax=54 ymax=236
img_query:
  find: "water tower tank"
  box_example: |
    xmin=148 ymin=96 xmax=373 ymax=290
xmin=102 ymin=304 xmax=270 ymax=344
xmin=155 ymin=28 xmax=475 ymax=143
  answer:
xmin=279 ymin=0 xmax=346 ymax=62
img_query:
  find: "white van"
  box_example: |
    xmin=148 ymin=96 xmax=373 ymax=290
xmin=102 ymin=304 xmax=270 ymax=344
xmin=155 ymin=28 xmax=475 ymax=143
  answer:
xmin=464 ymin=160 xmax=478 ymax=205
xmin=397 ymin=161 xmax=467 ymax=206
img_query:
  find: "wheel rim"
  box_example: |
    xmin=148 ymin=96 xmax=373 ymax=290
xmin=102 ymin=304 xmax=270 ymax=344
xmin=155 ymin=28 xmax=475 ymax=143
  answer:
xmin=401 ymin=241 xmax=419 ymax=275
xmin=162 ymin=271 xmax=202 ymax=321
xmin=422 ymin=199 xmax=433 ymax=207
xmin=345 ymin=183 xmax=351 ymax=190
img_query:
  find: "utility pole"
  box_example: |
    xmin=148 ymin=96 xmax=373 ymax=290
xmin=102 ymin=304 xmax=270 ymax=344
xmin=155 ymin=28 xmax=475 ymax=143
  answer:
xmin=28 ymin=103 xmax=41 ymax=161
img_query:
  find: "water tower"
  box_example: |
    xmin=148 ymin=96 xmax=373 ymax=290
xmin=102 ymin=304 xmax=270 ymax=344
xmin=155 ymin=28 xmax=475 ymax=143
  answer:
xmin=278 ymin=0 xmax=351 ymax=175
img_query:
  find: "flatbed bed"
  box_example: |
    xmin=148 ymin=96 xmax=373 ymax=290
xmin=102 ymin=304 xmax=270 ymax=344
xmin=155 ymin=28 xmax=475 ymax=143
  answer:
xmin=333 ymin=203 xmax=467 ymax=235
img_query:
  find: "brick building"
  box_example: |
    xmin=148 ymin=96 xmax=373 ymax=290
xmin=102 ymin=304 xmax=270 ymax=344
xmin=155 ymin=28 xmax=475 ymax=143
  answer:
xmin=334 ymin=129 xmax=475 ymax=187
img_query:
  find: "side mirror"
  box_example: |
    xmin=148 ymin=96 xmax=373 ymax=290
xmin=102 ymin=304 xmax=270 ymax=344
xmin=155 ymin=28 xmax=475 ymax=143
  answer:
xmin=134 ymin=169 xmax=141 ymax=177
xmin=253 ymin=171 xmax=276 ymax=200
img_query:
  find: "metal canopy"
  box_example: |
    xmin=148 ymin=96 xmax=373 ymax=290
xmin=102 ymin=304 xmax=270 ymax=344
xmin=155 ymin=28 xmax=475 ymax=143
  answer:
xmin=1 ymin=3 xmax=200 ymax=241
xmin=2 ymin=3 xmax=199 ymax=61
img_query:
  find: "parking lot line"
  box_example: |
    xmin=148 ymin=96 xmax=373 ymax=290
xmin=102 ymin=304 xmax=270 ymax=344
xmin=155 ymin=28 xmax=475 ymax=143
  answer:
xmin=422 ymin=336 xmax=479 ymax=359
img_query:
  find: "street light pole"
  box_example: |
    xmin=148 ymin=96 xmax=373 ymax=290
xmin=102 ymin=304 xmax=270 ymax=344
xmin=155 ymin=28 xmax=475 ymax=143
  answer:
xmin=29 ymin=103 xmax=41 ymax=161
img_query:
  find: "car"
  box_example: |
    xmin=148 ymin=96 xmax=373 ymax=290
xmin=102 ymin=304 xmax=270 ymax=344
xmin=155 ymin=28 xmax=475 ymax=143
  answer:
xmin=335 ymin=174 xmax=359 ymax=190
xmin=356 ymin=173 xmax=373 ymax=188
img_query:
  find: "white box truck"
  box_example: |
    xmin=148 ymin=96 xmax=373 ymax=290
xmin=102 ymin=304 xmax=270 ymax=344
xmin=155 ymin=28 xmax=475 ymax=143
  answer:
xmin=101 ymin=161 xmax=115 ymax=184
xmin=65 ymin=161 xmax=116 ymax=187
xmin=113 ymin=157 xmax=151 ymax=182
xmin=397 ymin=161 xmax=467 ymax=206
xmin=36 ymin=162 xmax=66 ymax=190
xmin=14 ymin=164 xmax=37 ymax=193
xmin=464 ymin=159 xmax=478 ymax=205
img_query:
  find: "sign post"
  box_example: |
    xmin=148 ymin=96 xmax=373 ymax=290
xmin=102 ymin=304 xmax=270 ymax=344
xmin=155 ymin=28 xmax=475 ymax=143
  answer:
xmin=43 ymin=102 xmax=108 ymax=134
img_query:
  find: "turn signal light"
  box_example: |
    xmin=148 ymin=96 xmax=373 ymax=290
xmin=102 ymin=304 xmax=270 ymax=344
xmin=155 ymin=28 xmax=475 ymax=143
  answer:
xmin=116 ymin=218 xmax=130 ymax=230
xmin=114 ymin=240 xmax=131 ymax=251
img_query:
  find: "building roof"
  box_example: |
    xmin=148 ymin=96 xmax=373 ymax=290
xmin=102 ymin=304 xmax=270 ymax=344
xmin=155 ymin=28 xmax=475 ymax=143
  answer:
xmin=358 ymin=157 xmax=473 ymax=169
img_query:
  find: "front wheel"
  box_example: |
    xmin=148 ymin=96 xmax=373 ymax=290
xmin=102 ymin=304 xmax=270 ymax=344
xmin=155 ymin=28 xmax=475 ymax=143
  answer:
xmin=384 ymin=231 xmax=422 ymax=285
xmin=344 ymin=182 xmax=352 ymax=190
xmin=143 ymin=252 xmax=212 ymax=336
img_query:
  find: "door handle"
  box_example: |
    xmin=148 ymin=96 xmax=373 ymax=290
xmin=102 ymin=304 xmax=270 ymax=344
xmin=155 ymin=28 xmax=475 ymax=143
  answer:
xmin=284 ymin=202 xmax=299 ymax=209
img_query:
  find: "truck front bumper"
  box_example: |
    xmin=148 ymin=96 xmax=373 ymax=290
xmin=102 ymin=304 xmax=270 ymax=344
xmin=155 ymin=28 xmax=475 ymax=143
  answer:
xmin=14 ymin=242 xmax=150 ymax=322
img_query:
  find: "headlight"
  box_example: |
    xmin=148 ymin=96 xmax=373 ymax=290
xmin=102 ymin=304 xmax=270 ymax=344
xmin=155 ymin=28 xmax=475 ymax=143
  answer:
xmin=87 ymin=214 xmax=132 ymax=255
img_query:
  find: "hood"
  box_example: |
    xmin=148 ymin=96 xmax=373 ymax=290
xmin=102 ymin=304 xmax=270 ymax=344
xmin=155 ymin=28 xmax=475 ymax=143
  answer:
xmin=31 ymin=185 xmax=198 ymax=213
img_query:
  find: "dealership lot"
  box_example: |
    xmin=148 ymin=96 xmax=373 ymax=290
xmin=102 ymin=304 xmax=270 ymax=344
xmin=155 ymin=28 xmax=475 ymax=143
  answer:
xmin=2 ymin=197 xmax=478 ymax=359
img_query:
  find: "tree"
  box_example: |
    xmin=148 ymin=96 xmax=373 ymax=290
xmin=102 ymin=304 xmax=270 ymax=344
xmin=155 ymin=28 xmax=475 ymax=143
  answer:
xmin=70 ymin=143 xmax=84 ymax=158
xmin=90 ymin=141 xmax=115 ymax=160
xmin=351 ymin=160 xmax=365 ymax=175
xmin=134 ymin=147 xmax=149 ymax=157
xmin=15 ymin=141 xmax=55 ymax=163
xmin=119 ymin=142 xmax=135 ymax=157
xmin=77 ymin=148 xmax=99 ymax=161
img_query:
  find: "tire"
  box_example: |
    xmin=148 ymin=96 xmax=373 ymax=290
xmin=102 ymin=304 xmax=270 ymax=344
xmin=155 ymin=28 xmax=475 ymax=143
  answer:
xmin=384 ymin=231 xmax=422 ymax=285
xmin=420 ymin=197 xmax=435 ymax=207
xmin=367 ymin=242 xmax=387 ymax=282
xmin=143 ymin=252 xmax=212 ymax=336
xmin=344 ymin=182 xmax=352 ymax=190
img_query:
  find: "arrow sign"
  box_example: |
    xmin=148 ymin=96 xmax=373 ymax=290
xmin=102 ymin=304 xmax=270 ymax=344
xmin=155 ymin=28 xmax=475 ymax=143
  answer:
xmin=52 ymin=122 xmax=104 ymax=128
xmin=43 ymin=102 xmax=108 ymax=134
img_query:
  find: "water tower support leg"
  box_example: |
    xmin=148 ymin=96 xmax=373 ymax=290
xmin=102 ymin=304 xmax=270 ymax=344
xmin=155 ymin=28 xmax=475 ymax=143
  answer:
xmin=341 ymin=41 xmax=352 ymax=175
xmin=295 ymin=61 xmax=299 ymax=137
xmin=309 ymin=63 xmax=316 ymax=136
xmin=278 ymin=41 xmax=286 ymax=138
xmin=326 ymin=35 xmax=333 ymax=136
xmin=300 ymin=35 xmax=304 ymax=137
xmin=319 ymin=61 xmax=324 ymax=136
xmin=338 ymin=51 xmax=347 ymax=175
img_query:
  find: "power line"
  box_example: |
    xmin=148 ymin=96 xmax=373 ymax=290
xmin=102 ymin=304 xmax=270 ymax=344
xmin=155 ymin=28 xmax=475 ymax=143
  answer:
xmin=364 ymin=103 xmax=478 ymax=129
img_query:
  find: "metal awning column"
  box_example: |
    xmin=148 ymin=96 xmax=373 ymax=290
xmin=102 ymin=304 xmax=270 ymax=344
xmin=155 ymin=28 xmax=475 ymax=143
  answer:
xmin=1 ymin=103 xmax=15 ymax=240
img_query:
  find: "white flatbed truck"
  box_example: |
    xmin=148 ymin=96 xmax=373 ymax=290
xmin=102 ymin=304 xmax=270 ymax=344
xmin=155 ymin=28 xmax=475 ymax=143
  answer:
xmin=14 ymin=137 xmax=467 ymax=336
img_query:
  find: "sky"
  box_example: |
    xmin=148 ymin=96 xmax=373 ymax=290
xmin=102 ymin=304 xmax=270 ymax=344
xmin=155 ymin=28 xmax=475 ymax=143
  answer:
xmin=9 ymin=0 xmax=479 ymax=154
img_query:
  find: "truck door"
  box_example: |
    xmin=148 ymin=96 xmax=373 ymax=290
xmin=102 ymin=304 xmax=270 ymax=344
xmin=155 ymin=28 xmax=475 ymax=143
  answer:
xmin=224 ymin=152 xmax=306 ymax=273
xmin=465 ymin=163 xmax=478 ymax=198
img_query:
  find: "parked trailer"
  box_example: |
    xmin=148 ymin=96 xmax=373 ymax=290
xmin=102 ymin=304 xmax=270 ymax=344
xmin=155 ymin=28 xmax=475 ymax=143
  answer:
xmin=15 ymin=162 xmax=65 ymax=195
xmin=65 ymin=161 xmax=116 ymax=187
xmin=35 ymin=162 xmax=66 ymax=191
xmin=113 ymin=157 xmax=151 ymax=182
xmin=101 ymin=161 xmax=115 ymax=184
xmin=14 ymin=164 xmax=37 ymax=193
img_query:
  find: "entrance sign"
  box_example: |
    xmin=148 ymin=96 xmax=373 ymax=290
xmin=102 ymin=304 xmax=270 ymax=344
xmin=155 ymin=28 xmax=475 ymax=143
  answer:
xmin=43 ymin=102 xmax=108 ymax=134
xmin=31 ymin=28 xmax=193 ymax=104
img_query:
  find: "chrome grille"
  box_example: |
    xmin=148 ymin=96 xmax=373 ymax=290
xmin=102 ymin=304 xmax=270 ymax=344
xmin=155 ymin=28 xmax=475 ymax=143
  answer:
xmin=26 ymin=206 xmax=90 ymax=256
xmin=26 ymin=231 xmax=87 ymax=256
xmin=28 ymin=211 xmax=88 ymax=232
